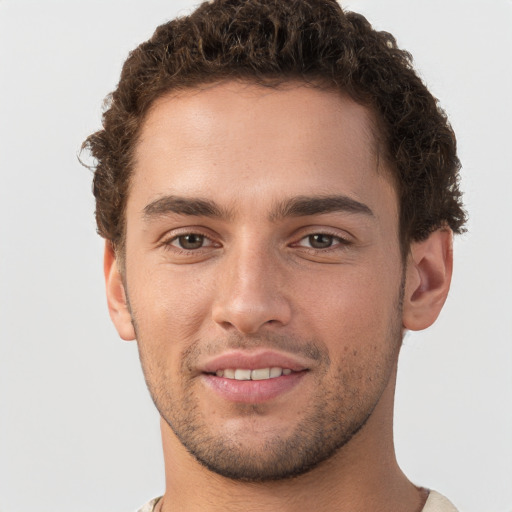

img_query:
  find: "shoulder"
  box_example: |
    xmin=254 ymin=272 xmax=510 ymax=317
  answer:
xmin=422 ymin=490 xmax=459 ymax=512
xmin=136 ymin=497 xmax=162 ymax=512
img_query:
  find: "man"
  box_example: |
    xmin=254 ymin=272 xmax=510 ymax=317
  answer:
xmin=83 ymin=1 xmax=466 ymax=510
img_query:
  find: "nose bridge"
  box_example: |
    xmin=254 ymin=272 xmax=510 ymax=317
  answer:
xmin=234 ymin=237 xmax=270 ymax=291
xmin=212 ymin=233 xmax=291 ymax=334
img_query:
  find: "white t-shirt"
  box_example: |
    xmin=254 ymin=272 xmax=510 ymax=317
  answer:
xmin=137 ymin=490 xmax=459 ymax=511
xmin=423 ymin=490 xmax=459 ymax=512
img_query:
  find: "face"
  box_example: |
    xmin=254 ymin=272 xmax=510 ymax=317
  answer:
xmin=117 ymin=82 xmax=406 ymax=481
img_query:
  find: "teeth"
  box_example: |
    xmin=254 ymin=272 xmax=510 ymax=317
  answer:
xmin=234 ymin=369 xmax=252 ymax=380
xmin=215 ymin=367 xmax=294 ymax=381
xmin=251 ymin=368 xmax=270 ymax=380
xmin=270 ymin=367 xmax=282 ymax=378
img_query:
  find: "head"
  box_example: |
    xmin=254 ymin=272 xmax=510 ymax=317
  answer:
xmin=83 ymin=0 xmax=466 ymax=261
xmin=83 ymin=0 xmax=466 ymax=483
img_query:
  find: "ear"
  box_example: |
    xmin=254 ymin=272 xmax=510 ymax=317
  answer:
xmin=104 ymin=241 xmax=136 ymax=341
xmin=402 ymin=228 xmax=453 ymax=331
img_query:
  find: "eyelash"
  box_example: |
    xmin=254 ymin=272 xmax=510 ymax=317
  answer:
xmin=161 ymin=230 xmax=218 ymax=253
xmin=160 ymin=230 xmax=351 ymax=254
xmin=293 ymin=232 xmax=351 ymax=251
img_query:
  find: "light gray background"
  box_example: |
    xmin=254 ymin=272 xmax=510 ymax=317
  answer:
xmin=1 ymin=1 xmax=511 ymax=511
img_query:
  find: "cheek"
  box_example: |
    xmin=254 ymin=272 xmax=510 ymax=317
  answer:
xmin=128 ymin=265 xmax=214 ymax=345
xmin=298 ymin=265 xmax=400 ymax=324
xmin=294 ymin=264 xmax=402 ymax=363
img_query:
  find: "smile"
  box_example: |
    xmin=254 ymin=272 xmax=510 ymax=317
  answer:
xmin=200 ymin=350 xmax=311 ymax=402
xmin=215 ymin=368 xmax=293 ymax=380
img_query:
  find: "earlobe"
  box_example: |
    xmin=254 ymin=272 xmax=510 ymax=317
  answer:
xmin=104 ymin=242 xmax=136 ymax=341
xmin=402 ymin=228 xmax=453 ymax=331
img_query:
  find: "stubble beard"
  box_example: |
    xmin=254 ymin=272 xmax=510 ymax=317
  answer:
xmin=129 ymin=266 xmax=405 ymax=483
xmin=130 ymin=280 xmax=405 ymax=483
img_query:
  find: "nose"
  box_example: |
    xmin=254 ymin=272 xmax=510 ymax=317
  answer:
xmin=211 ymin=243 xmax=292 ymax=335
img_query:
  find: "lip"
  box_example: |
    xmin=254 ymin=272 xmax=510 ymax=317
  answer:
xmin=200 ymin=349 xmax=310 ymax=373
xmin=199 ymin=350 xmax=310 ymax=404
xmin=201 ymin=371 xmax=306 ymax=403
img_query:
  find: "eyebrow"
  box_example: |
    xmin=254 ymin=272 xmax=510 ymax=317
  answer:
xmin=142 ymin=194 xmax=373 ymax=222
xmin=269 ymin=195 xmax=374 ymax=221
xmin=143 ymin=195 xmax=232 ymax=221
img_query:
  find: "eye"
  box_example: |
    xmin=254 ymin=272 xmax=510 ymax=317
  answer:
xmin=305 ymin=234 xmax=335 ymax=249
xmin=170 ymin=233 xmax=209 ymax=250
xmin=296 ymin=233 xmax=347 ymax=250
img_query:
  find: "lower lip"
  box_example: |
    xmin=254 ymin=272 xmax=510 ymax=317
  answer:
xmin=202 ymin=371 xmax=307 ymax=403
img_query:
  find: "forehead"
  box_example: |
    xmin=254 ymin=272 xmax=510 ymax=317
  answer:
xmin=130 ymin=81 xmax=396 ymax=221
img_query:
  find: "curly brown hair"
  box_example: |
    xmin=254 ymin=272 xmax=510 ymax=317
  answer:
xmin=82 ymin=0 xmax=466 ymax=255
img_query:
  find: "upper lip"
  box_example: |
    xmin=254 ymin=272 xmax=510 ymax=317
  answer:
xmin=200 ymin=350 xmax=310 ymax=374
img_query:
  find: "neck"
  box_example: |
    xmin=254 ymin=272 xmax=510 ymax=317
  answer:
xmin=158 ymin=365 xmax=427 ymax=512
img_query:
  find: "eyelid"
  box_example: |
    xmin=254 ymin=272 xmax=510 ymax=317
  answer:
xmin=169 ymin=233 xmax=215 ymax=249
xmin=291 ymin=227 xmax=353 ymax=247
xmin=295 ymin=235 xmax=350 ymax=249
xmin=158 ymin=227 xmax=221 ymax=250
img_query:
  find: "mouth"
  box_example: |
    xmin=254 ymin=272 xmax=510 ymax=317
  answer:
xmin=199 ymin=351 xmax=310 ymax=403
xmin=212 ymin=367 xmax=293 ymax=380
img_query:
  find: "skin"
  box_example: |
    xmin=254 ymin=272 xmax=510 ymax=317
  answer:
xmin=105 ymin=81 xmax=453 ymax=512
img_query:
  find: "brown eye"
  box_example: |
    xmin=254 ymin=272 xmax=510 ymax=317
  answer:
xmin=175 ymin=234 xmax=205 ymax=250
xmin=307 ymin=234 xmax=334 ymax=249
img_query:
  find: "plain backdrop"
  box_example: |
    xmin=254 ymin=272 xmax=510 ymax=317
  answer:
xmin=1 ymin=1 xmax=511 ymax=511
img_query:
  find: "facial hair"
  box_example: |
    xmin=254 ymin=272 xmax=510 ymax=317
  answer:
xmin=132 ymin=295 xmax=404 ymax=483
